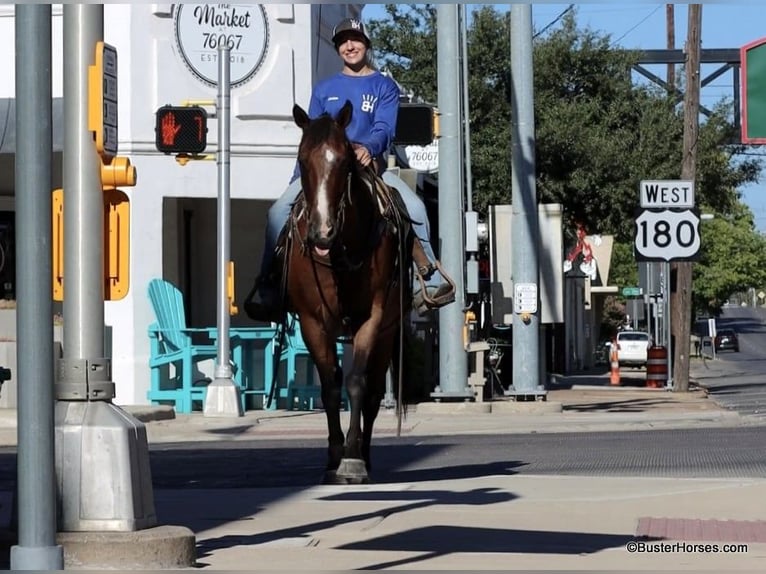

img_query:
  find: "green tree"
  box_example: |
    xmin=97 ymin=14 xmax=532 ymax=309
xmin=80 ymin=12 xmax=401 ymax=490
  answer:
xmin=366 ymin=4 xmax=765 ymax=301
xmin=693 ymin=203 xmax=766 ymax=316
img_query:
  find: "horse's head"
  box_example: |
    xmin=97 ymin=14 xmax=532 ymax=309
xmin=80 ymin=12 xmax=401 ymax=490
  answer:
xmin=293 ymin=102 xmax=354 ymax=256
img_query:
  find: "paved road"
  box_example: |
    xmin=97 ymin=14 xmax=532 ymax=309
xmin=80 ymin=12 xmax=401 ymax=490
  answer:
xmin=0 ymin=425 xmax=744 ymax=491
xmin=696 ymin=306 xmax=766 ymax=418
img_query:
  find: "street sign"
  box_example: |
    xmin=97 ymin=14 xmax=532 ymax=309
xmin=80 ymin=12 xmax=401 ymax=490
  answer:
xmin=514 ymin=282 xmax=538 ymax=314
xmin=622 ymin=286 xmax=641 ymax=297
xmin=640 ymin=180 xmax=694 ymax=209
xmin=634 ymin=209 xmax=701 ymax=261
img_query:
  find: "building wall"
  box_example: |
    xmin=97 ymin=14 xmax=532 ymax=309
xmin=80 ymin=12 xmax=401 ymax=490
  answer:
xmin=0 ymin=3 xmax=363 ymax=405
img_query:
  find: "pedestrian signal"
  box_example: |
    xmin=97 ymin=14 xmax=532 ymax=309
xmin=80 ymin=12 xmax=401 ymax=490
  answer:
xmin=154 ymin=106 xmax=208 ymax=154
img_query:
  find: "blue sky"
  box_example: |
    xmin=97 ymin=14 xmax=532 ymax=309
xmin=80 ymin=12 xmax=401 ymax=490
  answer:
xmin=361 ymin=3 xmax=766 ymax=231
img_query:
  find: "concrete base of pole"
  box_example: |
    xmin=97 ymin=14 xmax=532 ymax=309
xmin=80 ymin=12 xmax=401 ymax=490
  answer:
xmin=504 ymin=388 xmax=548 ymax=401
xmin=57 ymin=525 xmax=196 ymax=569
xmin=203 ymin=378 xmax=243 ymax=418
xmin=54 ymin=401 xmax=156 ymax=531
xmin=430 ymin=387 xmax=475 ymax=402
xmin=10 ymin=544 xmax=63 ymax=570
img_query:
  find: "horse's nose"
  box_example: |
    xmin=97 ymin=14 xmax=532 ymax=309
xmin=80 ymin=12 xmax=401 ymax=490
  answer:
xmin=308 ymin=218 xmax=336 ymax=248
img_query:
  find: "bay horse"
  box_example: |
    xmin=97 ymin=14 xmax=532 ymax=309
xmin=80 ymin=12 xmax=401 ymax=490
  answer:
xmin=281 ymin=101 xmax=411 ymax=484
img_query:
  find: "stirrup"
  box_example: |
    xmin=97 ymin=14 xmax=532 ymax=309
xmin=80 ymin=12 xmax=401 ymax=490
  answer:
xmin=417 ymin=263 xmax=435 ymax=279
xmin=413 ymin=261 xmax=457 ymax=315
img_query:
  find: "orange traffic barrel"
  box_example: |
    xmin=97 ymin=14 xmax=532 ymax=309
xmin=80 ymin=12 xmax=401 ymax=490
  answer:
xmin=609 ymin=346 xmax=620 ymax=385
xmin=646 ymin=346 xmax=668 ymax=388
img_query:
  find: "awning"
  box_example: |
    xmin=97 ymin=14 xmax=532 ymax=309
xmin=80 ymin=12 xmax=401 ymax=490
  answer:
xmin=0 ymin=98 xmax=65 ymax=154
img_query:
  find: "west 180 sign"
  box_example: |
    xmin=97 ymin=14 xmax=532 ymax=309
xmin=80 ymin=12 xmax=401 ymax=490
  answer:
xmin=634 ymin=209 xmax=701 ymax=262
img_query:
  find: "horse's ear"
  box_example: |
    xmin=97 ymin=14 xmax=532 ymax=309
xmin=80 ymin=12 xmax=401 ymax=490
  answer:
xmin=293 ymin=104 xmax=310 ymax=129
xmin=336 ymin=101 xmax=353 ymax=129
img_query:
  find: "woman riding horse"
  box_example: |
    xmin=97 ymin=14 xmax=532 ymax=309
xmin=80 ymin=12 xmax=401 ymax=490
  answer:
xmin=283 ymin=100 xmax=408 ymax=482
xmin=246 ymin=17 xmax=455 ymax=323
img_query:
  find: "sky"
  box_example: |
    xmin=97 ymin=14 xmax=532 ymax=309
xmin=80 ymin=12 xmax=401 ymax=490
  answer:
xmin=361 ymin=3 xmax=766 ymax=231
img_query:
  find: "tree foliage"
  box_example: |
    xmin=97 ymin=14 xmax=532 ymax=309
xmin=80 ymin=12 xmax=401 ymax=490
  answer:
xmin=694 ymin=203 xmax=766 ymax=315
xmin=366 ymin=5 xmax=766 ymax=297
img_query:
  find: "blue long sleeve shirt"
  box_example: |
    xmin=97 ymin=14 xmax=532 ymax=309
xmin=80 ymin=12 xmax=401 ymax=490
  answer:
xmin=291 ymin=71 xmax=400 ymax=182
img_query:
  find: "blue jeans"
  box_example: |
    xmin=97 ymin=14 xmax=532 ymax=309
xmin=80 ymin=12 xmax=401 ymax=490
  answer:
xmin=259 ymin=171 xmax=444 ymax=288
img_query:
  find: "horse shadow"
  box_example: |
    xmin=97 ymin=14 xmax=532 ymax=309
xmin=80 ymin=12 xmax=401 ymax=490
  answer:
xmin=194 ymin=477 xmax=638 ymax=570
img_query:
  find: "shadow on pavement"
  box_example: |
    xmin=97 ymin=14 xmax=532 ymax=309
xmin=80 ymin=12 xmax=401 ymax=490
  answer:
xmin=563 ymin=398 xmax=680 ymax=413
xmin=344 ymin=526 xmax=639 ymax=570
xmin=194 ymin=486 xmax=522 ymax=567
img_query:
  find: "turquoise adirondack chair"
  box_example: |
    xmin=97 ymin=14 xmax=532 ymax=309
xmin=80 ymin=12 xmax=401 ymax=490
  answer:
xmin=148 ymin=278 xmax=280 ymax=413
xmin=147 ymin=279 xmax=219 ymax=413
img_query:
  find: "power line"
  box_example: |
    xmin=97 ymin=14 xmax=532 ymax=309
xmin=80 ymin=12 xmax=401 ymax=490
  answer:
xmin=612 ymin=5 xmax=662 ymax=46
xmin=533 ymin=4 xmax=574 ymax=39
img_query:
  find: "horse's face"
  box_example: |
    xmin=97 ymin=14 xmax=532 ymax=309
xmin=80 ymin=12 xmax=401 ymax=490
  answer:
xmin=293 ymin=102 xmax=354 ymax=255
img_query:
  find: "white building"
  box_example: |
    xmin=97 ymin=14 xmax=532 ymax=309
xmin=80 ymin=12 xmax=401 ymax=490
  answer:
xmin=0 ymin=3 xmax=362 ymax=406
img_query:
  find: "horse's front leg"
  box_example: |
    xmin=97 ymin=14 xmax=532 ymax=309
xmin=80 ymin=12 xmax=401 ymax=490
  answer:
xmin=295 ymin=317 xmax=344 ymax=481
xmin=334 ymin=308 xmax=384 ymax=483
xmin=361 ymin=328 xmax=397 ymax=472
xmin=321 ymin=362 xmax=345 ymax=475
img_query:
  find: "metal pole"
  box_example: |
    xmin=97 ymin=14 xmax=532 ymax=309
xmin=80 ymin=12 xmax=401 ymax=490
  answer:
xmin=664 ymin=261 xmax=673 ymax=387
xmin=204 ymin=44 xmax=242 ymax=416
xmin=433 ymin=4 xmax=471 ymax=400
xmin=56 ymin=4 xmax=156 ymax=532
xmin=460 ymin=5 xmax=473 ymax=213
xmin=11 ymin=5 xmax=64 ymax=569
xmin=216 ymin=46 xmax=232 ymax=381
xmin=460 ymin=5 xmax=481 ymax=298
xmin=508 ymin=5 xmax=542 ymax=397
xmin=62 ymin=6 xmax=105 ymax=365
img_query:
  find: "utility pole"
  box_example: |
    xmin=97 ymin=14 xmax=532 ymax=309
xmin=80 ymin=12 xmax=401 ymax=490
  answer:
xmin=671 ymin=4 xmax=701 ymax=392
xmin=666 ymin=4 xmax=675 ymax=89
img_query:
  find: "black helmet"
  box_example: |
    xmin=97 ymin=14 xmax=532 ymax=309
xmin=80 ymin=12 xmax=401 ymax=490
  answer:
xmin=332 ymin=17 xmax=371 ymax=47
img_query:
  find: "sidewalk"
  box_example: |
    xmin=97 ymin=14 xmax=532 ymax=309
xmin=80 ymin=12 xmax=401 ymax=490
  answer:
xmin=0 ymin=367 xmax=750 ymax=446
xmin=154 ymin=366 xmax=766 ymax=570
xmin=3 ymin=363 xmax=765 ymax=570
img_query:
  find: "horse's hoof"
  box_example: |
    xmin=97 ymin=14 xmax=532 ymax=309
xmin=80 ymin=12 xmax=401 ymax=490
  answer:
xmin=326 ymin=458 xmax=369 ymax=484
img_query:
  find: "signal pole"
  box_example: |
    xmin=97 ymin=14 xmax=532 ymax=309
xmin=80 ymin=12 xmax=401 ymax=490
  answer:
xmin=508 ymin=5 xmax=542 ymax=398
xmin=55 ymin=3 xmax=156 ymax=531
xmin=434 ymin=4 xmax=471 ymax=401
xmin=203 ymin=44 xmax=243 ymax=417
xmin=11 ymin=5 xmax=64 ymax=568
xmin=671 ymin=4 xmax=702 ymax=392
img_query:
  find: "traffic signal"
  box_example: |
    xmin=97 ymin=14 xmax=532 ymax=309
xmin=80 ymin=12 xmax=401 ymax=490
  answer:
xmin=394 ymin=104 xmax=437 ymax=146
xmin=154 ymin=106 xmax=208 ymax=154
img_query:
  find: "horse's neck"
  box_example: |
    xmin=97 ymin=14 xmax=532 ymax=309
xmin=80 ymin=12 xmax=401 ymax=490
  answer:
xmin=342 ymin=171 xmax=381 ymax=240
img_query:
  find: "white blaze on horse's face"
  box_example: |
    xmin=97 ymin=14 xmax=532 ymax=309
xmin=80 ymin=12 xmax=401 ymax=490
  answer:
xmin=314 ymin=146 xmax=339 ymax=240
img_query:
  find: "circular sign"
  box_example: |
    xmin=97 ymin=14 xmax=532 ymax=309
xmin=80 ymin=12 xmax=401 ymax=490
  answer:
xmin=174 ymin=4 xmax=269 ymax=88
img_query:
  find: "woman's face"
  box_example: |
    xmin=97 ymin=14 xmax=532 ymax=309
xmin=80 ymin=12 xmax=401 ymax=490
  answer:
xmin=335 ymin=33 xmax=368 ymax=67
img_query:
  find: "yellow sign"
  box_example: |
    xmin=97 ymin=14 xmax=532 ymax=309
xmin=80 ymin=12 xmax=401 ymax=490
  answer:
xmin=52 ymin=188 xmax=130 ymax=301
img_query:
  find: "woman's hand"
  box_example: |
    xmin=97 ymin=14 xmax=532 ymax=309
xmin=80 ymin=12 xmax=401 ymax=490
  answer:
xmin=352 ymin=143 xmax=372 ymax=167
